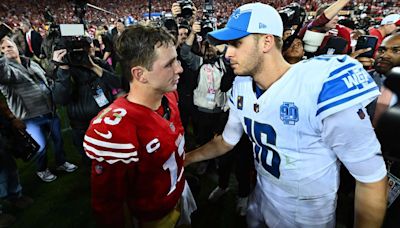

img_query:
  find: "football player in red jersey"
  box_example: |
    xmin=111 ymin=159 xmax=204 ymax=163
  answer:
xmin=83 ymin=25 xmax=196 ymax=227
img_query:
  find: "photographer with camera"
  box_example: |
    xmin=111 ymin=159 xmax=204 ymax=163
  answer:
xmin=0 ymin=35 xmax=77 ymax=182
xmin=170 ymin=2 xmax=200 ymax=136
xmin=52 ymin=37 xmax=122 ymax=167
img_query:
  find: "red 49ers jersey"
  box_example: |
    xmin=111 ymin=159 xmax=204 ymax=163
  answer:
xmin=84 ymin=92 xmax=185 ymax=224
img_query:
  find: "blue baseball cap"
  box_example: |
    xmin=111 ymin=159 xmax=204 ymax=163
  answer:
xmin=208 ymin=3 xmax=283 ymax=43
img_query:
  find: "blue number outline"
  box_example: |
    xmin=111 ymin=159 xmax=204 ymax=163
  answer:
xmin=244 ymin=117 xmax=281 ymax=178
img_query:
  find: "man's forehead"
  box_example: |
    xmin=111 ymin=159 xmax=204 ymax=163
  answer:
xmin=383 ymin=35 xmax=400 ymax=44
xmin=154 ymin=43 xmax=176 ymax=58
xmin=380 ymin=45 xmax=400 ymax=49
xmin=1 ymin=39 xmax=15 ymax=47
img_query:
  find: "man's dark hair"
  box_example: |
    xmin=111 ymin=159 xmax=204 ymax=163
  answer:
xmin=115 ymin=24 xmax=176 ymax=82
xmin=282 ymin=35 xmax=303 ymax=52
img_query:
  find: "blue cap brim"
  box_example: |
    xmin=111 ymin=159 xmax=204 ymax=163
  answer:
xmin=207 ymin=27 xmax=250 ymax=44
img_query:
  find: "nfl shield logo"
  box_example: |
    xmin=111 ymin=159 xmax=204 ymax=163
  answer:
xmin=254 ymin=103 xmax=259 ymax=113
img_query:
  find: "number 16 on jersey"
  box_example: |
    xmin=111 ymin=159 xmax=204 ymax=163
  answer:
xmin=244 ymin=117 xmax=281 ymax=178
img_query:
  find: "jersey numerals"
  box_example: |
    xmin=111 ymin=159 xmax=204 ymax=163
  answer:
xmin=163 ymin=134 xmax=185 ymax=195
xmin=93 ymin=107 xmax=127 ymax=125
xmin=244 ymin=117 xmax=281 ymax=178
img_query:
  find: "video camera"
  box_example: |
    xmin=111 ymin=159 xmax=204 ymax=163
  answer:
xmin=177 ymin=0 xmax=195 ymax=19
xmin=53 ymin=24 xmax=92 ymax=66
xmin=279 ymin=3 xmax=306 ymax=28
xmin=199 ymin=0 xmax=215 ymax=38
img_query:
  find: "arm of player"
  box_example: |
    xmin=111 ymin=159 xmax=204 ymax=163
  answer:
xmin=354 ymin=177 xmax=387 ymax=228
xmin=322 ymin=105 xmax=387 ymax=228
xmin=185 ymin=135 xmax=234 ymax=166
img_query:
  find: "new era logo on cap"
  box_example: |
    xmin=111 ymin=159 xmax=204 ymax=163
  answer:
xmin=259 ymin=23 xmax=267 ymax=29
xmin=208 ymin=3 xmax=283 ymax=42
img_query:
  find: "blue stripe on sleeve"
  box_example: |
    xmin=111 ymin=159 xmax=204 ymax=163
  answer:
xmin=328 ymin=62 xmax=357 ymax=78
xmin=318 ymin=72 xmax=354 ymax=103
xmin=229 ymin=88 xmax=234 ymax=105
xmin=318 ymin=69 xmax=376 ymax=103
xmin=316 ymin=86 xmax=379 ymax=116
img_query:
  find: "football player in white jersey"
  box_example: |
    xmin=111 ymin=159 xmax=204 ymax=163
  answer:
xmin=185 ymin=3 xmax=388 ymax=228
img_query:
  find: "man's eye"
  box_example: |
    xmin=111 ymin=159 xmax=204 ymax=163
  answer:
xmin=228 ymin=40 xmax=240 ymax=47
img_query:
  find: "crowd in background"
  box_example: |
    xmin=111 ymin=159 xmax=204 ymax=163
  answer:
xmin=0 ymin=0 xmax=398 ymax=30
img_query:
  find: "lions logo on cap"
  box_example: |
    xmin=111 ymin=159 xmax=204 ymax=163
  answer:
xmin=232 ymin=9 xmax=241 ymax=19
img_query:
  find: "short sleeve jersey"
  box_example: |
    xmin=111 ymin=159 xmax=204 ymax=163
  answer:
xmin=224 ymin=55 xmax=380 ymax=198
xmin=84 ymin=92 xmax=185 ymax=220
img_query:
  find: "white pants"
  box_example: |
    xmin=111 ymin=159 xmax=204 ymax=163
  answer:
xmin=246 ymin=181 xmax=336 ymax=228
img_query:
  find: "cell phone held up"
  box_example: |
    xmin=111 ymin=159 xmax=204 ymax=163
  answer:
xmin=355 ymin=35 xmax=378 ymax=58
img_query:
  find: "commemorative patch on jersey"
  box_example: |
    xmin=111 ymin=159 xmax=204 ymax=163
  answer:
xmin=237 ymin=96 xmax=243 ymax=110
xmin=280 ymin=102 xmax=299 ymax=125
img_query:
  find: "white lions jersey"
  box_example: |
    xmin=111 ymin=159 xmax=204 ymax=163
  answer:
xmin=222 ymin=55 xmax=386 ymax=227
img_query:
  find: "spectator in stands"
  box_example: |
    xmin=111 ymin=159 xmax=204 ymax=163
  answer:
xmin=110 ymin=19 xmax=125 ymax=69
xmin=369 ymin=14 xmax=400 ymax=52
xmin=0 ymin=37 xmax=77 ymax=182
xmin=282 ymin=35 xmax=305 ymax=64
xmin=282 ymin=27 xmax=293 ymax=41
xmin=52 ymin=39 xmax=121 ymax=166
xmin=19 ymin=20 xmax=42 ymax=60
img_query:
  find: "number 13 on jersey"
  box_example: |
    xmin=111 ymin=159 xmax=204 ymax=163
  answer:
xmin=244 ymin=117 xmax=281 ymax=178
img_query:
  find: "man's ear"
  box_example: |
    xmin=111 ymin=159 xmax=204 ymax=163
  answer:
xmin=261 ymin=34 xmax=275 ymax=53
xmin=130 ymin=66 xmax=148 ymax=83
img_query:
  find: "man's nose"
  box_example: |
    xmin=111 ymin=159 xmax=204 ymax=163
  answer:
xmin=225 ymin=46 xmax=234 ymax=59
xmin=175 ymin=61 xmax=183 ymax=74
